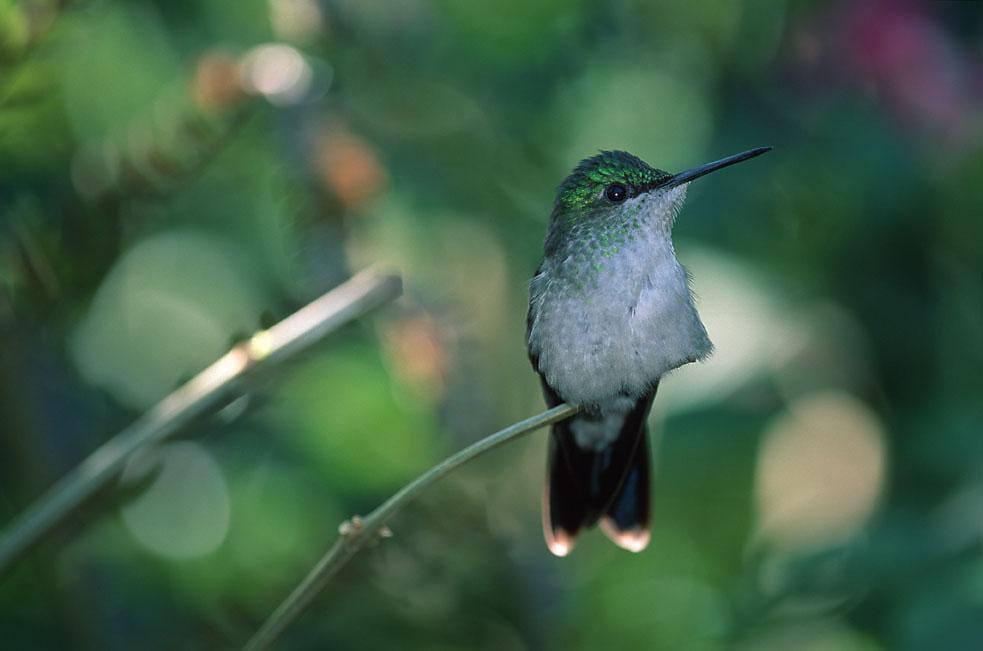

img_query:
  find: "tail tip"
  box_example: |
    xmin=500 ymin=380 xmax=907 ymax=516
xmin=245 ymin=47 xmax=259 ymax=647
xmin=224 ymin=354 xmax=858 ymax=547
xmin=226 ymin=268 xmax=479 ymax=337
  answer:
xmin=545 ymin=528 xmax=577 ymax=557
xmin=600 ymin=518 xmax=651 ymax=553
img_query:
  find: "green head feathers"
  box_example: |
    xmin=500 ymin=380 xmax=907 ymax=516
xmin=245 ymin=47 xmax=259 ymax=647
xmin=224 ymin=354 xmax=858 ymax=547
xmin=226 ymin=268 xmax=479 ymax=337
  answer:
xmin=555 ymin=150 xmax=670 ymax=212
xmin=543 ymin=146 xmax=770 ymax=283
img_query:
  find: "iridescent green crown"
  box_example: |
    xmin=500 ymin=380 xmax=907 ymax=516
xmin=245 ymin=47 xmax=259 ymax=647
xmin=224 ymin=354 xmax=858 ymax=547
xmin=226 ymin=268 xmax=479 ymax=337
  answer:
xmin=555 ymin=151 xmax=670 ymax=211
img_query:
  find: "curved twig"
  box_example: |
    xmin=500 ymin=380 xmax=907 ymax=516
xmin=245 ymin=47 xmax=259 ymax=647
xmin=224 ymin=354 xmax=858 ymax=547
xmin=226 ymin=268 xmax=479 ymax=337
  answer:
xmin=0 ymin=269 xmax=402 ymax=576
xmin=244 ymin=402 xmax=579 ymax=651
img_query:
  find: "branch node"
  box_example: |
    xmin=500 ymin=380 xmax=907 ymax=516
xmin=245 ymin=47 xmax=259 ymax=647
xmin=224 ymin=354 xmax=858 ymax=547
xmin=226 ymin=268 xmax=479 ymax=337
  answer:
xmin=338 ymin=515 xmax=364 ymax=538
xmin=247 ymin=330 xmax=274 ymax=360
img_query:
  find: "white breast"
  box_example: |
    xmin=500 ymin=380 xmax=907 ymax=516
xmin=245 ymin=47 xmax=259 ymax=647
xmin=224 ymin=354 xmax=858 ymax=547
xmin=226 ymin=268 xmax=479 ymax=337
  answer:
xmin=528 ymin=231 xmax=712 ymax=408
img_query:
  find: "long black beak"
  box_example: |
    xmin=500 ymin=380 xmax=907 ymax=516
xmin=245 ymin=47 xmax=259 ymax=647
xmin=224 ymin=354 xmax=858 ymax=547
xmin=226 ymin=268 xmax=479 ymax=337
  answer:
xmin=660 ymin=147 xmax=771 ymax=190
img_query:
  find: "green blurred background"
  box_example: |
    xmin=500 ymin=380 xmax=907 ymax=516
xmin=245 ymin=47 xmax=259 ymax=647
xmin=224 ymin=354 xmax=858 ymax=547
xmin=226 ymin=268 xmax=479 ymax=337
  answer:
xmin=1 ymin=0 xmax=981 ymax=648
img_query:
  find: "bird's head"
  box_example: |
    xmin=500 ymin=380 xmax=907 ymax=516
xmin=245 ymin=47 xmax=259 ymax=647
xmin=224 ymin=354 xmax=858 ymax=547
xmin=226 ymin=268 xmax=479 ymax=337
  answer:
xmin=546 ymin=147 xmax=770 ymax=254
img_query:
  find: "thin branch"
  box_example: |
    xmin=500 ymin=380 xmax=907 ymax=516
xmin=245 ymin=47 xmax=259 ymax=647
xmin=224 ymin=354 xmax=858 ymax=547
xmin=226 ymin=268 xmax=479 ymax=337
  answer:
xmin=244 ymin=402 xmax=580 ymax=651
xmin=0 ymin=268 xmax=402 ymax=577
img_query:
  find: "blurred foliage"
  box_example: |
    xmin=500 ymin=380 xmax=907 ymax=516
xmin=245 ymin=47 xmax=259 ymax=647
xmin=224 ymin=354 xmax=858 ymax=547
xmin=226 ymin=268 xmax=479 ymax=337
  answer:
xmin=1 ymin=0 xmax=982 ymax=649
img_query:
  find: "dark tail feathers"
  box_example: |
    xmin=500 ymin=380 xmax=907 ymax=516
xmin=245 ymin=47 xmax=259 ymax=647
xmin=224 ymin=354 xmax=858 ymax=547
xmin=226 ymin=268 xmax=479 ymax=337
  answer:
xmin=543 ymin=389 xmax=655 ymax=556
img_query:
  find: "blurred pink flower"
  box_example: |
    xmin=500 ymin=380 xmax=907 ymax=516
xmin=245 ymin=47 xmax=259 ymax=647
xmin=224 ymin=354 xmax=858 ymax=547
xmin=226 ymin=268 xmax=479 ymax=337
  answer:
xmin=837 ymin=0 xmax=977 ymax=139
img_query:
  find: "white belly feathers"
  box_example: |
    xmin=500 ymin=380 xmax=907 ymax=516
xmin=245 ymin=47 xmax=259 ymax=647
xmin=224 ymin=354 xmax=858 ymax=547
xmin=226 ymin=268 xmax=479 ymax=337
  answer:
xmin=528 ymin=237 xmax=712 ymax=408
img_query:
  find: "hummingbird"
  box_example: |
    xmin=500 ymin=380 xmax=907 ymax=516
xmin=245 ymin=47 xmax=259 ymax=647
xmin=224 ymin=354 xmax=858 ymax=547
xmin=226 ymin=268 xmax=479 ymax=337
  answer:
xmin=527 ymin=147 xmax=770 ymax=556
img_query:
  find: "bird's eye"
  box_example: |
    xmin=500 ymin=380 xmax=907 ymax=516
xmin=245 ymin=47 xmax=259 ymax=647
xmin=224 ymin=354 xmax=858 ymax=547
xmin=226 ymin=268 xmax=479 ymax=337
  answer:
xmin=605 ymin=183 xmax=628 ymax=203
